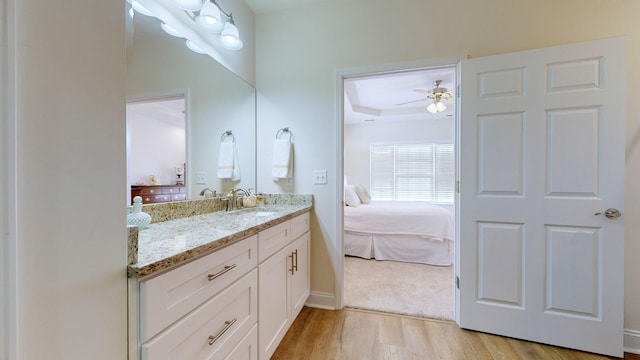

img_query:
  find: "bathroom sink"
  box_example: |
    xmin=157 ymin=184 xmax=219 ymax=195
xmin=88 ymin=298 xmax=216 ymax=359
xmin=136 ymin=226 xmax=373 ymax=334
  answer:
xmin=254 ymin=211 xmax=276 ymax=217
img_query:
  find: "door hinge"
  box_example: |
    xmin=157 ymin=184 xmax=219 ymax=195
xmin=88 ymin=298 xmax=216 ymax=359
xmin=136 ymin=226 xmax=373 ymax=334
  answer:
xmin=456 ymin=181 xmax=460 ymax=193
xmin=456 ymin=276 xmax=460 ymax=289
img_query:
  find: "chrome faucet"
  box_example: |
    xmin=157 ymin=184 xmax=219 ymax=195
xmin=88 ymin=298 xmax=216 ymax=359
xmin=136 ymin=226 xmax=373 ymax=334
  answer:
xmin=224 ymin=188 xmax=248 ymax=211
xmin=233 ymin=188 xmax=249 ymax=209
xmin=199 ymin=188 xmax=216 ymax=197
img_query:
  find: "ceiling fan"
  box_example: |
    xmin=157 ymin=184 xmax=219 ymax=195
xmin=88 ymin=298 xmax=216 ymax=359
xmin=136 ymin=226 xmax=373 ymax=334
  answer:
xmin=396 ymin=80 xmax=454 ymax=113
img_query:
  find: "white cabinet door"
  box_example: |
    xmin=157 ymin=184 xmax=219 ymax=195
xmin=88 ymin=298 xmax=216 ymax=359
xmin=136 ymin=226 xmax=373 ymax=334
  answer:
xmin=459 ymin=37 xmax=625 ymax=357
xmin=258 ymin=245 xmax=291 ymax=360
xmin=290 ymin=232 xmax=310 ymax=318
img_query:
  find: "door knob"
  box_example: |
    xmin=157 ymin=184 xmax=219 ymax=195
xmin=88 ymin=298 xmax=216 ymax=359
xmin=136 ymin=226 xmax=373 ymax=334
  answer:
xmin=594 ymin=208 xmax=622 ymax=219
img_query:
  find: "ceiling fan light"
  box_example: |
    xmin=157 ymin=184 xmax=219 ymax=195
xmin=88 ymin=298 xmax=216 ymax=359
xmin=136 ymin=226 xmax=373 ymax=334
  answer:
xmin=175 ymin=0 xmax=203 ymax=11
xmin=161 ymin=22 xmax=182 ymax=37
xmin=196 ymin=1 xmax=224 ymax=32
xmin=185 ymin=39 xmax=206 ymax=54
xmin=427 ymin=102 xmax=438 ymax=114
xmin=131 ymin=0 xmax=153 ymax=16
xmin=436 ymin=101 xmax=447 ymax=112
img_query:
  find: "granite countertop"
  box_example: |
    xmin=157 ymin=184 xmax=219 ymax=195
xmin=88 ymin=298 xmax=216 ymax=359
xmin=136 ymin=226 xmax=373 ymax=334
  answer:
xmin=128 ymin=203 xmax=311 ymax=278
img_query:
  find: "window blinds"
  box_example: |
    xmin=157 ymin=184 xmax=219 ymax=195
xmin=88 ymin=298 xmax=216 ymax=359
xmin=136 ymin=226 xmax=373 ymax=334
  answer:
xmin=370 ymin=143 xmax=454 ymax=204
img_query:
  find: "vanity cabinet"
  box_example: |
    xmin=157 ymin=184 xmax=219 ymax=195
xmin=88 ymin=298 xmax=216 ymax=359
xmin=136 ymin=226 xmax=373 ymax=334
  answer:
xmin=131 ymin=185 xmax=185 ymax=204
xmin=258 ymin=212 xmax=310 ymax=360
xmin=134 ymin=235 xmax=259 ymax=360
xmin=129 ymin=210 xmax=310 ymax=360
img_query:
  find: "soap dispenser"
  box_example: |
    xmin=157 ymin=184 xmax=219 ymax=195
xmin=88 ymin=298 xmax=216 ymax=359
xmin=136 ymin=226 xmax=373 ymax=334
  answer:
xmin=244 ymin=188 xmax=257 ymax=208
xmin=127 ymin=196 xmax=152 ymax=229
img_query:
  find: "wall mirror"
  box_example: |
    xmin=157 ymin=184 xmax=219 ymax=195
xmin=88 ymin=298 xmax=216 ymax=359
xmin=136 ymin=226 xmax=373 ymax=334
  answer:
xmin=125 ymin=6 xmax=256 ymax=204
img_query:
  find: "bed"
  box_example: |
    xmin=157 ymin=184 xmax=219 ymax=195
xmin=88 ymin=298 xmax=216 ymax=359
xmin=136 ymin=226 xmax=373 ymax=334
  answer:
xmin=344 ymin=201 xmax=454 ymax=266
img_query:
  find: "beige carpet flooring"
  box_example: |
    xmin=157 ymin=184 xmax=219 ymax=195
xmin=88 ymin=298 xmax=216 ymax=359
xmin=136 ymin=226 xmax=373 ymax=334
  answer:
xmin=344 ymin=256 xmax=454 ymax=321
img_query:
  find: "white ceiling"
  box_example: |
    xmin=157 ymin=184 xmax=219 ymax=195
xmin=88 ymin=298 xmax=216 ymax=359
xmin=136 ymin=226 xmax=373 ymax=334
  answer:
xmin=127 ymin=98 xmax=186 ymax=128
xmin=344 ymin=67 xmax=456 ymax=125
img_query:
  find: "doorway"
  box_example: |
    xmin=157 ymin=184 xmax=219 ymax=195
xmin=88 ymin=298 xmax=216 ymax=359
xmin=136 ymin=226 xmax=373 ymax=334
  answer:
xmin=126 ymin=96 xmax=186 ymax=205
xmin=341 ymin=65 xmax=457 ymax=320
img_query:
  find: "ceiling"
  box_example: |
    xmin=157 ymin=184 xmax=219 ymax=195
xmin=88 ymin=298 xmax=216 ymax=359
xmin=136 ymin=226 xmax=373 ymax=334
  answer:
xmin=344 ymin=67 xmax=456 ymax=125
xmin=130 ymin=2 xmax=456 ymax=126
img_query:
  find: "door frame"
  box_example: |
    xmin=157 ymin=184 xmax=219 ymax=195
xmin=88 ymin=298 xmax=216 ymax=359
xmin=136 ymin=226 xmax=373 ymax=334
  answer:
xmin=334 ymin=55 xmax=465 ymax=310
xmin=2 ymin=0 xmax=18 ymax=358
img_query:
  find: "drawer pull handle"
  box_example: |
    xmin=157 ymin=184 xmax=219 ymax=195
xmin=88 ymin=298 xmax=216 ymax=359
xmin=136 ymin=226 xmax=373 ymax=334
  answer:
xmin=288 ymin=254 xmax=295 ymax=275
xmin=293 ymin=249 xmax=298 ymax=273
xmin=208 ymin=318 xmax=237 ymax=345
xmin=207 ymin=264 xmax=237 ymax=281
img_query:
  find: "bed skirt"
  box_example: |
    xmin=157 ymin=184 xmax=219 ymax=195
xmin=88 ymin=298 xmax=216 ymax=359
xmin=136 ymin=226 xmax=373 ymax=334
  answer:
xmin=344 ymin=231 xmax=453 ymax=266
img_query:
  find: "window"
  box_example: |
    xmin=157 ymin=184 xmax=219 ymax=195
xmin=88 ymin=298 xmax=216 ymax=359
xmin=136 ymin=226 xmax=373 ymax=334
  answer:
xmin=370 ymin=143 xmax=454 ymax=203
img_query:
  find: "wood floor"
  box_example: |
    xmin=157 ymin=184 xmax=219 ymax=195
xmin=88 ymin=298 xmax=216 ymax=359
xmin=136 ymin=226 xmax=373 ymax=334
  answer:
xmin=272 ymin=307 xmax=640 ymax=360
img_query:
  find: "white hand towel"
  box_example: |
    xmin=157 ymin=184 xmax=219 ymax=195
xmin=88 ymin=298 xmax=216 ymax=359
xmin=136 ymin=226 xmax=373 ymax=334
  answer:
xmin=231 ymin=142 xmax=241 ymax=181
xmin=217 ymin=141 xmax=241 ymax=181
xmin=272 ymin=139 xmax=293 ymax=179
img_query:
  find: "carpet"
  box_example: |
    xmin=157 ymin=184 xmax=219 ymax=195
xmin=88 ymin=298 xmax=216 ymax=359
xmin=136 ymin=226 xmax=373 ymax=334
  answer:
xmin=344 ymin=256 xmax=454 ymax=321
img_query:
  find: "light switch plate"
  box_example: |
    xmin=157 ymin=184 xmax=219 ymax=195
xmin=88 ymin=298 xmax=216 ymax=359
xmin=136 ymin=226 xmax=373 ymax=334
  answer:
xmin=196 ymin=171 xmax=207 ymax=184
xmin=313 ymin=170 xmax=327 ymax=184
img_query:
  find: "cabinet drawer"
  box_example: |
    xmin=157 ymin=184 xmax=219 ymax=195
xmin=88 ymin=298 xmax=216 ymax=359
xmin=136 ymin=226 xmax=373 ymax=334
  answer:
xmin=258 ymin=220 xmax=290 ymax=263
xmin=290 ymin=212 xmax=310 ymax=240
xmin=140 ymin=187 xmax=161 ymax=195
xmin=140 ymin=235 xmax=257 ymax=342
xmin=162 ymin=187 xmax=181 ymax=194
xmin=171 ymin=194 xmax=186 ymax=201
xmin=142 ymin=270 xmax=258 ymax=360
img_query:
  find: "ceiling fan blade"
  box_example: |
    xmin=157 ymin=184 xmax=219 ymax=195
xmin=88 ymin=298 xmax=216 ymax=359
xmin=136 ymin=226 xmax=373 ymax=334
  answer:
xmin=413 ymin=89 xmax=431 ymax=95
xmin=396 ymin=98 xmax=428 ymax=106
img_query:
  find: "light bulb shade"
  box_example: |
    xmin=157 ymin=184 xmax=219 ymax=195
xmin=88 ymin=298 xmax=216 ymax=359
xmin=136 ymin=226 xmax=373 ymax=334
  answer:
xmin=196 ymin=1 xmax=224 ymax=32
xmin=131 ymin=0 xmax=153 ymax=16
xmin=185 ymin=40 xmax=206 ymax=54
xmin=220 ymin=22 xmax=243 ymax=50
xmin=161 ymin=22 xmax=182 ymax=37
xmin=436 ymin=101 xmax=447 ymax=112
xmin=175 ymin=0 xmax=203 ymax=11
xmin=427 ymin=102 xmax=438 ymax=114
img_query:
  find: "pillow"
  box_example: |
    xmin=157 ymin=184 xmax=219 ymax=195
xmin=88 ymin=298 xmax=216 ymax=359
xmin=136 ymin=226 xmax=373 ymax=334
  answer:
xmin=344 ymin=185 xmax=361 ymax=207
xmin=354 ymin=184 xmax=372 ymax=204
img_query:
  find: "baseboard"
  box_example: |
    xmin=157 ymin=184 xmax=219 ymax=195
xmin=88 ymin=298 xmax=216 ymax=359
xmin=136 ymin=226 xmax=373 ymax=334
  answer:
xmin=305 ymin=291 xmax=336 ymax=310
xmin=624 ymin=329 xmax=640 ymax=354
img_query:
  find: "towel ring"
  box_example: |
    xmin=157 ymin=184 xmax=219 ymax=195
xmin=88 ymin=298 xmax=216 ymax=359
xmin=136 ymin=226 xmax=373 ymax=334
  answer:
xmin=276 ymin=127 xmax=292 ymax=140
xmin=220 ymin=130 xmax=235 ymax=142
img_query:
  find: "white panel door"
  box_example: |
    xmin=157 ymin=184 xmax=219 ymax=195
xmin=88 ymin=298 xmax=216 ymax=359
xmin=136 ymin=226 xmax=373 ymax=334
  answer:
xmin=458 ymin=37 xmax=625 ymax=357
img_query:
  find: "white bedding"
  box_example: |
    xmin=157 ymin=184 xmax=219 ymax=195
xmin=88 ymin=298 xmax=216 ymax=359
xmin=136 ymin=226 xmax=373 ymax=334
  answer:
xmin=344 ymin=201 xmax=454 ymax=242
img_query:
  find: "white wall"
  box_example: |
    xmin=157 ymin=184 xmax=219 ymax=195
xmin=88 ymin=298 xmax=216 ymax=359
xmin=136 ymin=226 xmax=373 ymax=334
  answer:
xmin=254 ymin=0 xmax=640 ymax=346
xmin=8 ymin=0 xmax=128 ymax=358
xmin=344 ymin=118 xmax=455 ymax=187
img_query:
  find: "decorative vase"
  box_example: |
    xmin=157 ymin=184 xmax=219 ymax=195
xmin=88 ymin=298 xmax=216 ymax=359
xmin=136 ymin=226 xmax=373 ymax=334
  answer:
xmin=127 ymin=196 xmax=152 ymax=230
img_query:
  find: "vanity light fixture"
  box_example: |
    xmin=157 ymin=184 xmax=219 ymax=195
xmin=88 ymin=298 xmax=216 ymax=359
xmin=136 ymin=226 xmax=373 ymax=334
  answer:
xmin=220 ymin=15 xmax=243 ymax=50
xmin=186 ymin=0 xmax=243 ymax=51
xmin=196 ymin=0 xmax=224 ymax=32
xmin=185 ymin=39 xmax=206 ymax=54
xmin=131 ymin=0 xmax=153 ymax=16
xmin=175 ymin=0 xmax=203 ymax=12
xmin=161 ymin=22 xmax=183 ymax=37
